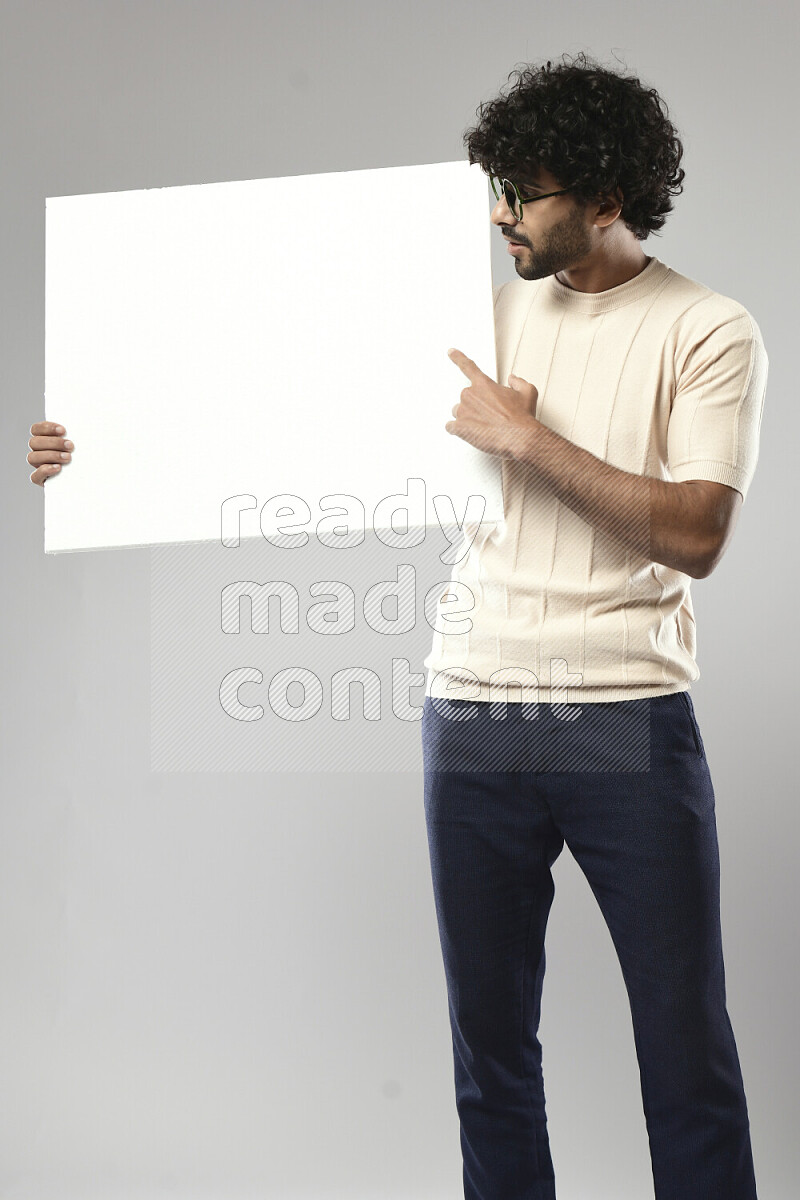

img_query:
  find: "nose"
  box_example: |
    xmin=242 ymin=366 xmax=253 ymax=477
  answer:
xmin=490 ymin=192 xmax=519 ymax=230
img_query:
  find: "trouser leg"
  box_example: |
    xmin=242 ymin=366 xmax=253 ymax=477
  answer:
xmin=547 ymin=693 xmax=758 ymax=1200
xmin=422 ymin=697 xmax=564 ymax=1200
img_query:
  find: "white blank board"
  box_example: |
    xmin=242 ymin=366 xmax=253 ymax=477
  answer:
xmin=44 ymin=160 xmax=504 ymax=553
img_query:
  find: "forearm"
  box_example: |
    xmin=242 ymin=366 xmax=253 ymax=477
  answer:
xmin=511 ymin=420 xmax=706 ymax=577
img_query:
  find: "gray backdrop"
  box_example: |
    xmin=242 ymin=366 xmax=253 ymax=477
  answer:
xmin=2 ymin=2 xmax=797 ymax=1197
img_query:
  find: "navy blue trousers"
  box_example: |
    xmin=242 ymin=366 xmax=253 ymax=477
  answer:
xmin=421 ymin=691 xmax=757 ymax=1200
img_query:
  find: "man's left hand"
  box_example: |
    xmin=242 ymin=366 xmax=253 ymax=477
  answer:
xmin=445 ymin=347 xmax=540 ymax=457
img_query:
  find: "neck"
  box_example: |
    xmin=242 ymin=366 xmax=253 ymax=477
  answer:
xmin=555 ymin=250 xmax=651 ymax=294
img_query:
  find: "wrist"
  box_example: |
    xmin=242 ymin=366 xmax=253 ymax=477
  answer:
xmin=506 ymin=418 xmax=541 ymax=463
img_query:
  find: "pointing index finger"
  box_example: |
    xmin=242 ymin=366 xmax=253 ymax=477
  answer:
xmin=447 ymin=347 xmax=482 ymax=380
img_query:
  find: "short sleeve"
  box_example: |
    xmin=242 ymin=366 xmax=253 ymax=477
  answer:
xmin=667 ymin=311 xmax=768 ymax=504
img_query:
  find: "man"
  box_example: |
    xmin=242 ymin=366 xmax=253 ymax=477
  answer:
xmin=27 ymin=50 xmax=765 ymax=1200
xmin=420 ymin=53 xmax=765 ymax=1200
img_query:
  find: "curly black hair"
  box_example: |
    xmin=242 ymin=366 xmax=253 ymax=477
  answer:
xmin=462 ymin=51 xmax=685 ymax=241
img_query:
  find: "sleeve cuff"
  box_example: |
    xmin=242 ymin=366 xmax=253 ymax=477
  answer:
xmin=670 ymin=459 xmax=753 ymax=502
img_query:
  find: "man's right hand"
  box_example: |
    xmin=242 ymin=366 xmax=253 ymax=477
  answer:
xmin=28 ymin=421 xmax=74 ymax=486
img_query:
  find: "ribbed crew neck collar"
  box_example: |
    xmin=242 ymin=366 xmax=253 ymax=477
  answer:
xmin=545 ymin=255 xmax=670 ymax=314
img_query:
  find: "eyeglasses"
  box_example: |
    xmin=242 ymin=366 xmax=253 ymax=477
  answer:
xmin=489 ymin=175 xmax=571 ymax=219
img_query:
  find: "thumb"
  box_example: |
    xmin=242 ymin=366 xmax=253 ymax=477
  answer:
xmin=508 ymin=372 xmax=538 ymax=417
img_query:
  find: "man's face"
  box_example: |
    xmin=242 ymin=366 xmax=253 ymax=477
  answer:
xmin=490 ymin=164 xmax=594 ymax=281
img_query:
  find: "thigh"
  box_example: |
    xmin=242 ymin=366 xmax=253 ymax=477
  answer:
xmin=549 ymin=693 xmax=722 ymax=994
xmin=421 ymin=698 xmax=565 ymax=1007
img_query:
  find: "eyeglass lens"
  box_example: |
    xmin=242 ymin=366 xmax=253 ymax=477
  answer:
xmin=491 ymin=177 xmax=522 ymax=219
xmin=503 ymin=180 xmax=522 ymax=218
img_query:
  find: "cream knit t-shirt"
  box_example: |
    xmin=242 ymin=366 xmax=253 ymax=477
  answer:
xmin=423 ymin=255 xmax=768 ymax=704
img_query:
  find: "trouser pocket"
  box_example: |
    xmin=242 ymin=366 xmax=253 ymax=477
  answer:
xmin=678 ymin=690 xmax=705 ymax=758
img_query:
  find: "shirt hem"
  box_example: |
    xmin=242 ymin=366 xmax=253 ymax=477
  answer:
xmin=424 ymin=677 xmax=693 ymax=704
